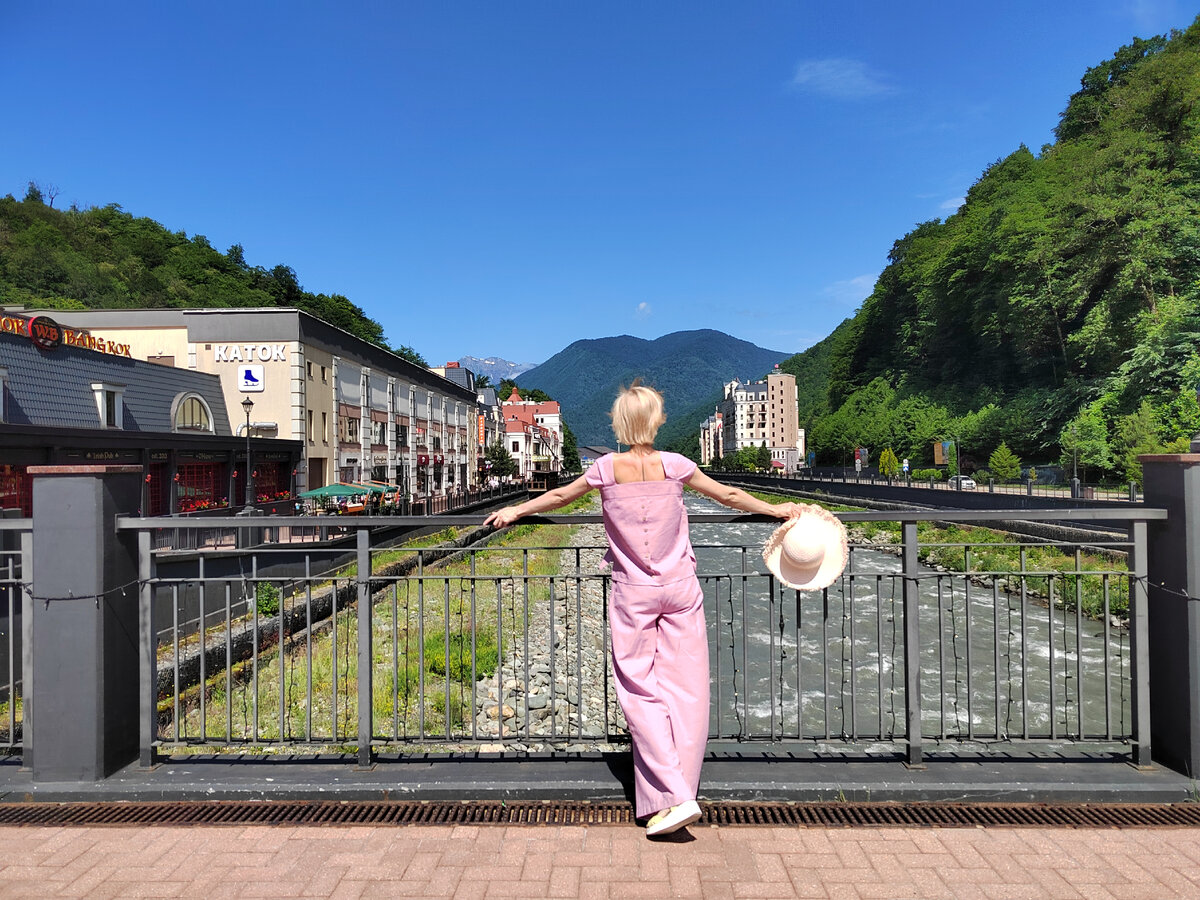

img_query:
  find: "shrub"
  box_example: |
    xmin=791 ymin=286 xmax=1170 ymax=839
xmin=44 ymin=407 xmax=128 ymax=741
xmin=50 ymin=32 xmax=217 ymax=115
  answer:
xmin=255 ymin=581 xmax=280 ymax=617
xmin=424 ymin=629 xmax=499 ymax=682
xmin=912 ymin=468 xmax=943 ymax=481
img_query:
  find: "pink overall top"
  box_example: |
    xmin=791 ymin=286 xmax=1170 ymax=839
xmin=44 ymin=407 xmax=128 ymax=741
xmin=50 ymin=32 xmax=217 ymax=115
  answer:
xmin=584 ymin=452 xmax=698 ymax=585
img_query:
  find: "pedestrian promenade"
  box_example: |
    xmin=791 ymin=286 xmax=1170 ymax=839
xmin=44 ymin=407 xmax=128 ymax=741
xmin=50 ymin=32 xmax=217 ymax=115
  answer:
xmin=2 ymin=816 xmax=1200 ymax=899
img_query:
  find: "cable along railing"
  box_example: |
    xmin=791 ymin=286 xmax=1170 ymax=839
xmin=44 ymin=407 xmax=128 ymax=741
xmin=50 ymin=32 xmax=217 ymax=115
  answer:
xmin=120 ymin=507 xmax=1158 ymax=767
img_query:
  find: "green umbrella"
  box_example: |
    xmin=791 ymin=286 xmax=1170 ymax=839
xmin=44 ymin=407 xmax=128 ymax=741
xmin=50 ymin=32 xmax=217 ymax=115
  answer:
xmin=297 ymin=483 xmax=367 ymax=500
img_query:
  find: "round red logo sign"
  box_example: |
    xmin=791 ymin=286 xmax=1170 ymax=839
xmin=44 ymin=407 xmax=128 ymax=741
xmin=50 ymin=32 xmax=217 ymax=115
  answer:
xmin=27 ymin=315 xmax=62 ymax=351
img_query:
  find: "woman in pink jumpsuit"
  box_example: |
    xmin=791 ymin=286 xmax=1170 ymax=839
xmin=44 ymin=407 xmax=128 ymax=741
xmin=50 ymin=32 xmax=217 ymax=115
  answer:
xmin=484 ymin=383 xmax=808 ymax=835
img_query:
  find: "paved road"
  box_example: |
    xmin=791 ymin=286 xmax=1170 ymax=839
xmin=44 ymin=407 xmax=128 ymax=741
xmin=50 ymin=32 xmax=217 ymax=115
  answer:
xmin=2 ymin=820 xmax=1199 ymax=898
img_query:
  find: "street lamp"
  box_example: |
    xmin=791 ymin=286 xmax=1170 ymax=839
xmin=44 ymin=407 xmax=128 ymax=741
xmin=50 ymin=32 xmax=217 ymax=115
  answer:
xmin=241 ymin=397 xmax=254 ymax=509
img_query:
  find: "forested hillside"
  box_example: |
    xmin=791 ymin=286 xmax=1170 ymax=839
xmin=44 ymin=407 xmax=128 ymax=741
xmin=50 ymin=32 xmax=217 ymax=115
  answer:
xmin=787 ymin=18 xmax=1200 ymax=482
xmin=0 ymin=189 xmax=425 ymax=364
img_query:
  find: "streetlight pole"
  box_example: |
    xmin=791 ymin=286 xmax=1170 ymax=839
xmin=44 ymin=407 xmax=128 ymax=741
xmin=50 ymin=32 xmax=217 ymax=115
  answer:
xmin=242 ymin=397 xmax=254 ymax=509
xmin=1071 ymin=423 xmax=1079 ymax=499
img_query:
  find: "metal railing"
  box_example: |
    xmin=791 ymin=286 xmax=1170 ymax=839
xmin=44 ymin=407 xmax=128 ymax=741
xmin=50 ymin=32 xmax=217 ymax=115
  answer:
xmin=770 ymin=470 xmax=1141 ymax=502
xmin=0 ymin=522 xmax=31 ymax=751
xmin=119 ymin=508 xmax=1161 ymax=768
xmin=152 ymin=484 xmax=526 ymax=551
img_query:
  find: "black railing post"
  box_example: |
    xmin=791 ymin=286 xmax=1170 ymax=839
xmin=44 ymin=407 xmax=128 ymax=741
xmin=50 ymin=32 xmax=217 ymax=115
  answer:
xmin=138 ymin=529 xmax=155 ymax=767
xmin=1142 ymin=453 xmax=1200 ymax=775
xmin=356 ymin=526 xmax=373 ymax=767
xmin=27 ymin=464 xmax=142 ymax=781
xmin=902 ymin=521 xmax=923 ymax=766
xmin=1129 ymin=519 xmax=1152 ymax=767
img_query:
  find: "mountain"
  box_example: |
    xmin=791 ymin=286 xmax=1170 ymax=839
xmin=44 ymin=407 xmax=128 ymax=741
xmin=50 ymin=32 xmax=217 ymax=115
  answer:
xmin=515 ymin=330 xmax=790 ymax=449
xmin=458 ymin=356 xmax=537 ymax=384
xmin=777 ymin=18 xmax=1200 ymax=480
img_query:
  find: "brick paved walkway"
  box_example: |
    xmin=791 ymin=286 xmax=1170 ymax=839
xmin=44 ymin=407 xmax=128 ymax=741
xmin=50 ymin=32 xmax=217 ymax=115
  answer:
xmin=2 ymin=821 xmax=1199 ymax=899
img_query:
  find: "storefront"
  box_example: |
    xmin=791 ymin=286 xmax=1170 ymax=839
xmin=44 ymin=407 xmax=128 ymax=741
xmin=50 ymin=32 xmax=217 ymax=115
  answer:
xmin=42 ymin=307 xmax=478 ymax=500
xmin=0 ymin=314 xmax=301 ymax=516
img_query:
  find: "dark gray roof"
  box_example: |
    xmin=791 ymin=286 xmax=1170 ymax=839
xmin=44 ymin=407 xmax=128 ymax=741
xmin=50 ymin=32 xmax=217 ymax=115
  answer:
xmin=439 ymin=366 xmax=474 ymax=391
xmin=0 ymin=333 xmax=232 ymax=434
xmin=579 ymin=445 xmax=616 ymax=458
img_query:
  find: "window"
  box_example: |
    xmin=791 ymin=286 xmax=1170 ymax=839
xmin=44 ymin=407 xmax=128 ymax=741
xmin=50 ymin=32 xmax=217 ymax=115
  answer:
xmin=396 ymin=423 xmax=408 ymax=447
xmin=91 ymin=382 xmax=126 ymax=429
xmin=371 ymin=420 xmax=387 ymax=446
xmin=347 ymin=417 xmax=359 ymax=443
xmin=172 ymin=393 xmax=213 ymax=432
xmin=321 ymin=366 xmax=327 ymax=383
xmin=512 ymin=441 xmax=519 ymax=452
xmin=307 ymin=361 xmax=313 ymax=379
xmin=322 ymin=412 xmax=328 ymax=442
xmin=308 ymin=410 xmax=314 ymax=442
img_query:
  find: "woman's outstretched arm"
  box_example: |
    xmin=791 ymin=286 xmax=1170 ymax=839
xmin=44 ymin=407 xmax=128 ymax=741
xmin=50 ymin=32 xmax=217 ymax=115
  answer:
xmin=685 ymin=468 xmax=809 ymax=519
xmin=483 ymin=474 xmax=594 ymax=529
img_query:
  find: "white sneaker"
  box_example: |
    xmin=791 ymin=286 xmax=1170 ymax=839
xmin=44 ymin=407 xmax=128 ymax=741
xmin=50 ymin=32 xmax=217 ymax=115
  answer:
xmin=645 ymin=800 xmax=702 ymax=836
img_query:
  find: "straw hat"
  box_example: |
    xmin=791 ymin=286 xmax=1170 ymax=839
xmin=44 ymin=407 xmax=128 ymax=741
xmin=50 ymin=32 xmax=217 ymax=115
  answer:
xmin=761 ymin=506 xmax=848 ymax=591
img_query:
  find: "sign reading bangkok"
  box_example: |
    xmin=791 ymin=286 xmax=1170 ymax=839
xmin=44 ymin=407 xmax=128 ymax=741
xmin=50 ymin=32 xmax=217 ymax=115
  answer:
xmin=0 ymin=315 xmax=132 ymax=358
xmin=213 ymin=344 xmax=287 ymax=362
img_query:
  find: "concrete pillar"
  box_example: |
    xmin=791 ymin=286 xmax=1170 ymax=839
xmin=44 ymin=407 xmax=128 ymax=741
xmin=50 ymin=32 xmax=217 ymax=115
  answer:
xmin=27 ymin=465 xmax=141 ymax=781
xmin=1142 ymin=454 xmax=1200 ymax=776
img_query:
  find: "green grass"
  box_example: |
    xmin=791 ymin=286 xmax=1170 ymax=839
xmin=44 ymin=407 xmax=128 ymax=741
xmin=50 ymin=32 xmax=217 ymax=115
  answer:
xmin=168 ymin=497 xmax=597 ymax=746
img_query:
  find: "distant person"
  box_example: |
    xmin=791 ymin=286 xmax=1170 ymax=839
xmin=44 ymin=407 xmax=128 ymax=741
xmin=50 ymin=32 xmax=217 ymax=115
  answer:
xmin=485 ymin=381 xmax=839 ymax=836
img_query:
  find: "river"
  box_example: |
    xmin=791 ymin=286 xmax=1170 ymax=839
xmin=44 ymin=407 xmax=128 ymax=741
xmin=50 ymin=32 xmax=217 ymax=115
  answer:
xmin=685 ymin=494 xmax=1132 ymax=747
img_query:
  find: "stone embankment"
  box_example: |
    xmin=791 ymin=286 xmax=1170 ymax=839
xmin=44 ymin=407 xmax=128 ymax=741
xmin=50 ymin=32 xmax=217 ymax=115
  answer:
xmin=473 ymin=522 xmax=629 ymax=751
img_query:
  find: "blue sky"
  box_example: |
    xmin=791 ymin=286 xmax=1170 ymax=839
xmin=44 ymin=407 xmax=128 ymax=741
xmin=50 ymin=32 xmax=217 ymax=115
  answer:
xmin=3 ymin=1 xmax=1191 ymax=366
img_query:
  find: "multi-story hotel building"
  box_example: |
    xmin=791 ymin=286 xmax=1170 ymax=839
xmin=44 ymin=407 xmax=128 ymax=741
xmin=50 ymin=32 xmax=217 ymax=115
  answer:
xmin=39 ymin=307 xmax=479 ymax=500
xmin=711 ymin=368 xmax=805 ymax=471
xmin=698 ymin=411 xmax=723 ymax=466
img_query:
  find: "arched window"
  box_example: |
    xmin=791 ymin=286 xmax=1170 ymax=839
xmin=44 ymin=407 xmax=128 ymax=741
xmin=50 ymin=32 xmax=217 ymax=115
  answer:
xmin=173 ymin=393 xmax=213 ymax=433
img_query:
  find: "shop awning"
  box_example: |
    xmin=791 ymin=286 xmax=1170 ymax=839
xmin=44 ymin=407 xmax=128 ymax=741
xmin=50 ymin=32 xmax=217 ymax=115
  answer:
xmin=298 ymin=482 xmax=368 ymax=500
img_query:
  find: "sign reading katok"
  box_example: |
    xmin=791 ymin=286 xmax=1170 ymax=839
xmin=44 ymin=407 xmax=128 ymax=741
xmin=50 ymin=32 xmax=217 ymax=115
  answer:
xmin=213 ymin=344 xmax=288 ymax=362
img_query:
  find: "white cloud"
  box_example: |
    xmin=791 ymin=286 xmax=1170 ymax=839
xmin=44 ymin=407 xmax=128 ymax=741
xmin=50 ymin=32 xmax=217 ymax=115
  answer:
xmin=1123 ymin=0 xmax=1178 ymax=31
xmin=823 ymin=274 xmax=877 ymax=307
xmin=634 ymin=302 xmax=652 ymax=320
xmin=940 ymin=196 xmax=965 ymax=212
xmin=791 ymin=59 xmax=895 ymax=100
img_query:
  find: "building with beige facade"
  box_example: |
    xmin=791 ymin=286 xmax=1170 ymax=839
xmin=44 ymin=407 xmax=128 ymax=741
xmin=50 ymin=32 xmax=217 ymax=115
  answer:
xmin=37 ymin=307 xmax=479 ymax=500
xmin=711 ymin=369 xmax=805 ymax=471
xmin=698 ymin=411 xmax=723 ymax=466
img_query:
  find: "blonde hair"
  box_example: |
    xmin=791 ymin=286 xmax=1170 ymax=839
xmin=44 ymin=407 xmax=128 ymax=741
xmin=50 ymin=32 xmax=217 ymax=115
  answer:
xmin=610 ymin=380 xmax=666 ymax=446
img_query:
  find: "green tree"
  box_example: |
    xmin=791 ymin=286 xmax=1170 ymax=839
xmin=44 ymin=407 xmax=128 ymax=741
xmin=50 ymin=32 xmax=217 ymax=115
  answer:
xmin=1060 ymin=403 xmax=1114 ymax=482
xmin=1114 ymin=402 xmax=1161 ymax=486
xmin=561 ymin=421 xmax=582 ymax=473
xmin=756 ymin=442 xmax=772 ymax=471
xmin=878 ymin=448 xmax=900 ymax=477
xmin=484 ymin=439 xmax=517 ymax=479
xmin=988 ymin=441 xmax=1021 ymax=482
xmin=392 ymin=343 xmax=427 ymax=366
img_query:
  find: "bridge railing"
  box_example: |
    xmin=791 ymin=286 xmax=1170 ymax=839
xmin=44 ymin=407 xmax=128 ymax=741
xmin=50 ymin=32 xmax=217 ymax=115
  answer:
xmin=117 ymin=508 xmax=1159 ymax=768
xmin=756 ymin=470 xmax=1141 ymax=502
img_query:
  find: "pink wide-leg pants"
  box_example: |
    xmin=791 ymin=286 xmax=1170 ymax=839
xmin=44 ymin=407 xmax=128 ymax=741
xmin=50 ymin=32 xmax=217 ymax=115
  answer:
xmin=609 ymin=576 xmax=710 ymax=818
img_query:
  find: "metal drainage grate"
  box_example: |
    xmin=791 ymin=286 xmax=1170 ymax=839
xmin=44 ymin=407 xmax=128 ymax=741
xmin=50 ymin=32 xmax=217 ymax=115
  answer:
xmin=1 ymin=801 xmax=1200 ymax=828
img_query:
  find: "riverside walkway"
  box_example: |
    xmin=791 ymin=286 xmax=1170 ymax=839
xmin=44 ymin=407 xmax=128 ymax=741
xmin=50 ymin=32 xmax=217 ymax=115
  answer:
xmin=3 ymin=813 xmax=1199 ymax=898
